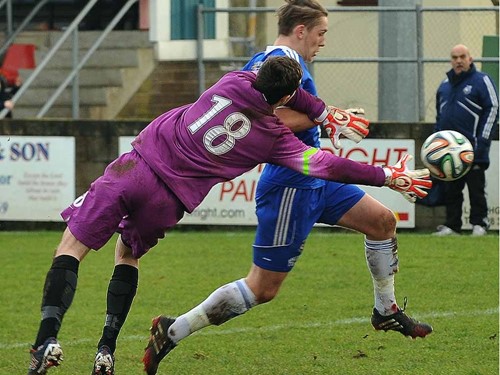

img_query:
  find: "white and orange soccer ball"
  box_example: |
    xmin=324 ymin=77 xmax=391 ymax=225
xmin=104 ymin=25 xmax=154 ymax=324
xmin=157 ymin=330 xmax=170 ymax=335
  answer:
xmin=420 ymin=130 xmax=474 ymax=181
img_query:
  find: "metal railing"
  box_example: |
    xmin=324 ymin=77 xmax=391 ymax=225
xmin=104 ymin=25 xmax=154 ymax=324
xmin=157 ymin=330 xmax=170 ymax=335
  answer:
xmin=0 ymin=0 xmax=13 ymax=37
xmin=0 ymin=0 xmax=49 ymax=58
xmin=0 ymin=0 xmax=139 ymax=119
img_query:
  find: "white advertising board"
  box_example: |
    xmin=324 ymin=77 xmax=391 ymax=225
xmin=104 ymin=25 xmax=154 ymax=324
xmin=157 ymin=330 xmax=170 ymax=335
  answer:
xmin=119 ymin=137 xmax=417 ymax=228
xmin=0 ymin=136 xmax=75 ymax=221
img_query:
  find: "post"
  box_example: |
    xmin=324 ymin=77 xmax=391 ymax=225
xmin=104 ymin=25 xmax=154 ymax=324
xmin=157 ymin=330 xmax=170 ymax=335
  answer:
xmin=378 ymin=0 xmax=419 ymax=122
xmin=197 ymin=3 xmax=206 ymax=95
xmin=416 ymin=4 xmax=424 ymax=121
xmin=72 ymin=28 xmax=80 ymax=119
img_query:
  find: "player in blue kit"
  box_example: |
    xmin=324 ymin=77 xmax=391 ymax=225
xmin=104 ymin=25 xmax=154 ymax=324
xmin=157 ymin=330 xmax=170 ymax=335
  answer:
xmin=26 ymin=55 xmax=430 ymax=375
xmin=142 ymin=2 xmax=434 ymax=374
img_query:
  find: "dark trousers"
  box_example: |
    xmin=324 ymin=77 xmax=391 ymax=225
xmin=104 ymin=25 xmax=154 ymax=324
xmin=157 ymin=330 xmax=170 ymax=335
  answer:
xmin=444 ymin=164 xmax=489 ymax=232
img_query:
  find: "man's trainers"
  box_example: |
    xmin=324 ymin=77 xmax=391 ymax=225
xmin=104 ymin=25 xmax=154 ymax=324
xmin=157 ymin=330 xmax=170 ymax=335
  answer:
xmin=433 ymin=225 xmax=459 ymax=236
xmin=143 ymin=316 xmax=177 ymax=375
xmin=371 ymin=299 xmax=433 ymax=339
xmin=91 ymin=345 xmax=115 ymax=375
xmin=28 ymin=337 xmax=63 ymax=374
xmin=472 ymin=225 xmax=487 ymax=236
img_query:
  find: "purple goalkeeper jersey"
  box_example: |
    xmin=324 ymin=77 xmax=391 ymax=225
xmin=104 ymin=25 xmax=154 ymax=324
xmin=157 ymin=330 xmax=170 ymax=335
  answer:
xmin=132 ymin=70 xmax=385 ymax=212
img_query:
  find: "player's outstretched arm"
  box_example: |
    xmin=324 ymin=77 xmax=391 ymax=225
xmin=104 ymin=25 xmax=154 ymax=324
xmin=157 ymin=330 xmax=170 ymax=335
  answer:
xmin=275 ymin=106 xmax=369 ymax=142
xmin=383 ymin=154 xmax=433 ymax=203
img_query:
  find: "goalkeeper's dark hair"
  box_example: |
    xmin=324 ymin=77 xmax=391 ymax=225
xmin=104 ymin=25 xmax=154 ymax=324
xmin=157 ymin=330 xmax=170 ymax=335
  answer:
xmin=252 ymin=56 xmax=303 ymax=105
xmin=277 ymin=0 xmax=328 ymax=36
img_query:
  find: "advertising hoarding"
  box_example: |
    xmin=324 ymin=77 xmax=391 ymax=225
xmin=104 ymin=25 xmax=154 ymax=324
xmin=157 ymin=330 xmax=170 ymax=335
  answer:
xmin=0 ymin=136 xmax=75 ymax=221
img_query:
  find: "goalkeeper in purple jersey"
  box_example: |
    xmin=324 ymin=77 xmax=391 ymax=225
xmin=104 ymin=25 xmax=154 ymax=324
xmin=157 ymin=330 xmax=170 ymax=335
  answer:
xmin=27 ymin=55 xmax=429 ymax=375
xmin=142 ymin=2 xmax=434 ymax=374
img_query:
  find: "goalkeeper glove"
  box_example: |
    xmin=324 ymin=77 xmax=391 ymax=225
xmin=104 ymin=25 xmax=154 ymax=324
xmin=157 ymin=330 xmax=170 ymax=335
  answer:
xmin=315 ymin=106 xmax=369 ymax=149
xmin=345 ymin=107 xmax=365 ymax=116
xmin=383 ymin=154 xmax=433 ymax=203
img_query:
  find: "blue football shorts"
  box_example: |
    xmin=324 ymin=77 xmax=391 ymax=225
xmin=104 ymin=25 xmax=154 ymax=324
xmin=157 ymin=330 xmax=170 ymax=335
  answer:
xmin=252 ymin=180 xmax=365 ymax=272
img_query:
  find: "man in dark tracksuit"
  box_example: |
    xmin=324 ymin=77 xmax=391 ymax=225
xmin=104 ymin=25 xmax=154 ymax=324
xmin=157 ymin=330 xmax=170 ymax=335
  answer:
xmin=434 ymin=44 xmax=498 ymax=236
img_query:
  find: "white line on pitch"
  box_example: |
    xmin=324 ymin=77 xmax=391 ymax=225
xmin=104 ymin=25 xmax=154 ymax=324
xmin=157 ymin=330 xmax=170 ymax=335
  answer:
xmin=2 ymin=307 xmax=497 ymax=350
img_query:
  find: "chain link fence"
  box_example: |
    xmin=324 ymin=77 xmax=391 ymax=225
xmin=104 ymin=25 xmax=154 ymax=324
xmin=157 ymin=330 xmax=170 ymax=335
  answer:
xmin=197 ymin=5 xmax=499 ymax=123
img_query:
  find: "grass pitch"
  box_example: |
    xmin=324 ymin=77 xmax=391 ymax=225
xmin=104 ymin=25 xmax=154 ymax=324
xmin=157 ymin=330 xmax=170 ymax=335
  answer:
xmin=0 ymin=229 xmax=498 ymax=374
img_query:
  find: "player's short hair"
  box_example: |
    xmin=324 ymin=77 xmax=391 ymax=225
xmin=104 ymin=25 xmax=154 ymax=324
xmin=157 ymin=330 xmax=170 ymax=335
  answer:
xmin=277 ymin=0 xmax=328 ymax=35
xmin=252 ymin=56 xmax=303 ymax=105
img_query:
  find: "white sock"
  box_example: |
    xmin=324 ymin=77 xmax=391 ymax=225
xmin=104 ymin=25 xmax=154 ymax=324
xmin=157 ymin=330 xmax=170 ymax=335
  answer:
xmin=365 ymin=237 xmax=399 ymax=315
xmin=167 ymin=278 xmax=257 ymax=344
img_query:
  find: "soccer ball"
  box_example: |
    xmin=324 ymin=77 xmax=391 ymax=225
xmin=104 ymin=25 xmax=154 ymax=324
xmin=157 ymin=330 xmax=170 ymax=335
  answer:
xmin=420 ymin=130 xmax=474 ymax=181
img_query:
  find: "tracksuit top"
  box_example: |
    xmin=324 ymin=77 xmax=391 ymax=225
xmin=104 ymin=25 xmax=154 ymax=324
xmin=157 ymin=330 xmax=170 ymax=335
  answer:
xmin=435 ymin=63 xmax=499 ymax=167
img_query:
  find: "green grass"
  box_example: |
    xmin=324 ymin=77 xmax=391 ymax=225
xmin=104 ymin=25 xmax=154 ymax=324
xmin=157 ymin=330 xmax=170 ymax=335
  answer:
xmin=0 ymin=230 xmax=498 ymax=374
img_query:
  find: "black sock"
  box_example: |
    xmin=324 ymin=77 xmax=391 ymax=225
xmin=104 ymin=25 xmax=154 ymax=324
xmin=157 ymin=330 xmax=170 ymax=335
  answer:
xmin=97 ymin=264 xmax=138 ymax=353
xmin=34 ymin=255 xmax=79 ymax=348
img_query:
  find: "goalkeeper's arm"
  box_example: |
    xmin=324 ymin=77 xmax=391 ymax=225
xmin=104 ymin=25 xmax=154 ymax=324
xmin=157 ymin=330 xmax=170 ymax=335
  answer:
xmin=275 ymin=106 xmax=369 ymax=141
xmin=275 ymin=107 xmax=316 ymax=132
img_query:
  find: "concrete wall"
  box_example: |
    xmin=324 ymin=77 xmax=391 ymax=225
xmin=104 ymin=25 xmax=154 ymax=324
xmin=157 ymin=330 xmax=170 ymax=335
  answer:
xmin=1 ymin=119 xmax=479 ymax=231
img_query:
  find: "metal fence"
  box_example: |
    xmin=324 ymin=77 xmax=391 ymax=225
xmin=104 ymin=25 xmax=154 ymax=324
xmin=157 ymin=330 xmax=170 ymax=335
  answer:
xmin=196 ymin=5 xmax=499 ymax=123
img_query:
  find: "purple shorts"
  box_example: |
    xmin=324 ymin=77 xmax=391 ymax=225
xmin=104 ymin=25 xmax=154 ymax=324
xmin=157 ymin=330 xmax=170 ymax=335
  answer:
xmin=61 ymin=150 xmax=185 ymax=258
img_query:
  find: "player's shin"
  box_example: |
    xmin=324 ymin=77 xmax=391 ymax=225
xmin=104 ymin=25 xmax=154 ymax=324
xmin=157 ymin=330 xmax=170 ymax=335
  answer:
xmin=97 ymin=264 xmax=138 ymax=353
xmin=167 ymin=278 xmax=257 ymax=344
xmin=34 ymin=255 xmax=79 ymax=348
xmin=364 ymin=238 xmax=399 ymax=315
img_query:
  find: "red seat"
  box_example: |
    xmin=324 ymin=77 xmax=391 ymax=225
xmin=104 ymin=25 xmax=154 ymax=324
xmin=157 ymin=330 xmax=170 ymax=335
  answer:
xmin=0 ymin=43 xmax=36 ymax=85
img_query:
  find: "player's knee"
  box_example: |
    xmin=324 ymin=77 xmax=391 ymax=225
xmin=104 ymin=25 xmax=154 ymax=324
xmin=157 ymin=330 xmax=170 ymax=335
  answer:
xmin=382 ymin=209 xmax=397 ymax=234
xmin=367 ymin=208 xmax=396 ymax=238
xmin=253 ymin=288 xmax=279 ymax=304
